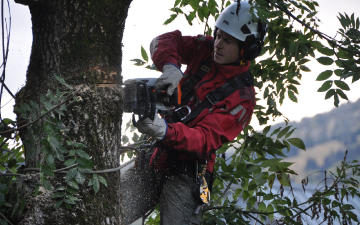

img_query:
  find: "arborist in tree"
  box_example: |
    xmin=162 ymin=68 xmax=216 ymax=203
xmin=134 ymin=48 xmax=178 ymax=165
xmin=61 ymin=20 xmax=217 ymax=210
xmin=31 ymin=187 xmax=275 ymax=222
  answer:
xmin=135 ymin=1 xmax=267 ymax=224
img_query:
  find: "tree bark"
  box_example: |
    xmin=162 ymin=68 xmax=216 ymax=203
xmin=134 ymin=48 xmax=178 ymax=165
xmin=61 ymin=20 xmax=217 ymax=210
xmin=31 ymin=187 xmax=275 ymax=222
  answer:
xmin=11 ymin=0 xmax=159 ymax=224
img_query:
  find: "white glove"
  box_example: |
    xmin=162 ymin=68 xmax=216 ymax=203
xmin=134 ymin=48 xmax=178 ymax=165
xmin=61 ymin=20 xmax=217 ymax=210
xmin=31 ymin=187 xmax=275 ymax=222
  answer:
xmin=155 ymin=64 xmax=183 ymax=96
xmin=135 ymin=114 xmax=167 ymax=140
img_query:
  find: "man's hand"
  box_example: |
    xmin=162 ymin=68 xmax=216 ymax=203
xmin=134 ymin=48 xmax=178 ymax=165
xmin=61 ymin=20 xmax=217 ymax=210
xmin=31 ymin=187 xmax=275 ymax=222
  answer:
xmin=155 ymin=64 xmax=183 ymax=96
xmin=134 ymin=114 xmax=167 ymax=141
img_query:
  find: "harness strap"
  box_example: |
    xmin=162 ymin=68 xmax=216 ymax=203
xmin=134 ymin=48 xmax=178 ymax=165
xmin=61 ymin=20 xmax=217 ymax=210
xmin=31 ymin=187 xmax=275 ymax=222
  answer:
xmin=179 ymin=70 xmax=254 ymax=124
xmin=180 ymin=57 xmax=212 ymax=106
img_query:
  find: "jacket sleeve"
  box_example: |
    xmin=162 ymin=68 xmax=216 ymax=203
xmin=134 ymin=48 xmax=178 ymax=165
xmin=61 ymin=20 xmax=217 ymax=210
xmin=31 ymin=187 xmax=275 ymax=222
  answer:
xmin=150 ymin=30 xmax=212 ymax=71
xmin=162 ymin=86 xmax=256 ymax=160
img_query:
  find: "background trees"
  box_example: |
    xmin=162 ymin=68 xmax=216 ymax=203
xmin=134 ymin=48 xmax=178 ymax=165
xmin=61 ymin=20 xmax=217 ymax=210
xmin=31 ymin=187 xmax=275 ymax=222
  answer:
xmin=0 ymin=0 xmax=359 ymax=224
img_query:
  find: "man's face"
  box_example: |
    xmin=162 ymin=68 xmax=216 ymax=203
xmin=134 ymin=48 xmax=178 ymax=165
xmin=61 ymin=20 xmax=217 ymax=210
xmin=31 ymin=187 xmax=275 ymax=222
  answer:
xmin=214 ymin=29 xmax=240 ymax=65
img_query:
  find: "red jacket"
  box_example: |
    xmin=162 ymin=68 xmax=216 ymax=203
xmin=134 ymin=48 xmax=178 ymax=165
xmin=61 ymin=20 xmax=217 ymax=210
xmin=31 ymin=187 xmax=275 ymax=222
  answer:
xmin=150 ymin=30 xmax=256 ymax=173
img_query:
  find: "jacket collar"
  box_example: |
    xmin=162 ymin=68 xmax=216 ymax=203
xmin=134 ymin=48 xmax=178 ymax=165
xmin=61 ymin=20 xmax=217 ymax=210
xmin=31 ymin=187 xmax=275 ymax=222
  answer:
xmin=213 ymin=57 xmax=250 ymax=79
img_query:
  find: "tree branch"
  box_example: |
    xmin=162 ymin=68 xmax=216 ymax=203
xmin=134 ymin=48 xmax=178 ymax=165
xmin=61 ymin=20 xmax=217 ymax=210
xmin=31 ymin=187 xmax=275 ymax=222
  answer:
xmin=1 ymin=147 xmax=12 ymax=153
xmin=0 ymin=211 xmax=14 ymax=225
xmin=267 ymin=0 xmax=360 ymax=56
xmin=246 ymin=213 xmax=265 ymax=225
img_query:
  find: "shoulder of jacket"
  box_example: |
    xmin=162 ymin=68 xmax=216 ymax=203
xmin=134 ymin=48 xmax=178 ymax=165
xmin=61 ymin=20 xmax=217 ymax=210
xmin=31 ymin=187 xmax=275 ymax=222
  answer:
xmin=196 ymin=35 xmax=214 ymax=52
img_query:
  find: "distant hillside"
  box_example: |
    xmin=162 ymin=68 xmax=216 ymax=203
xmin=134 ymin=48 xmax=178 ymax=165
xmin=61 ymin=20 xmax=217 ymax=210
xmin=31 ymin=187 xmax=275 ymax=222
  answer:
xmin=270 ymin=98 xmax=360 ymax=182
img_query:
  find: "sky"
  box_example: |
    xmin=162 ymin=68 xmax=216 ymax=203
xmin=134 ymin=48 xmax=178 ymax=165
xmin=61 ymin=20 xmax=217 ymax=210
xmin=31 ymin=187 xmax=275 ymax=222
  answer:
xmin=2 ymin=0 xmax=360 ymax=131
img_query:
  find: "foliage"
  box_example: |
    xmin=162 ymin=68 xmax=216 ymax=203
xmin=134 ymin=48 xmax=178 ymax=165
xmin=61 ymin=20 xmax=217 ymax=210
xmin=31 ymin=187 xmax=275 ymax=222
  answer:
xmin=0 ymin=78 xmax=109 ymax=223
xmin=130 ymin=46 xmax=158 ymax=70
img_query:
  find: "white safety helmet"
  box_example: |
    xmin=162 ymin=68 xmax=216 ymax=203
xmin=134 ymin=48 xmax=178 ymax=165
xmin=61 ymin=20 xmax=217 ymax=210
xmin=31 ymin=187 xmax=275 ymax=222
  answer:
xmin=214 ymin=1 xmax=267 ymax=60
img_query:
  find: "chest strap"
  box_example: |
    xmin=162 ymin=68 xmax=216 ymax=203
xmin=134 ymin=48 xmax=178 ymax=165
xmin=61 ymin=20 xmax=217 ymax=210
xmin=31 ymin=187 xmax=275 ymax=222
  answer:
xmin=180 ymin=57 xmax=212 ymax=105
xmin=167 ymin=70 xmax=254 ymax=124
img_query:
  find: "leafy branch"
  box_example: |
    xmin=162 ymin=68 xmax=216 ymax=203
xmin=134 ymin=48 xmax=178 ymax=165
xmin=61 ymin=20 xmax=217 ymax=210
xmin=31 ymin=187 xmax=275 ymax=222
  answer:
xmin=0 ymin=85 xmax=85 ymax=135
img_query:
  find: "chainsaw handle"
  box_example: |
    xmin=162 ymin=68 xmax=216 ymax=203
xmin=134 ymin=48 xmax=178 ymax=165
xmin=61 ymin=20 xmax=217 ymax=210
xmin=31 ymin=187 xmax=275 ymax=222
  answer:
xmin=136 ymin=82 xmax=150 ymax=122
xmin=156 ymin=83 xmax=182 ymax=106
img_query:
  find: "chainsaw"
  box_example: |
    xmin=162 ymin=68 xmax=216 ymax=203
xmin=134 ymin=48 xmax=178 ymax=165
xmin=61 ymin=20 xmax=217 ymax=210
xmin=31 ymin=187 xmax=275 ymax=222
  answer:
xmin=122 ymin=78 xmax=182 ymax=124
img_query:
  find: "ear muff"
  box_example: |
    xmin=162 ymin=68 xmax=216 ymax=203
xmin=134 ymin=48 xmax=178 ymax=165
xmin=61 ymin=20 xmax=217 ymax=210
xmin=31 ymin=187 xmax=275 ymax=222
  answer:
xmin=240 ymin=21 xmax=267 ymax=61
xmin=241 ymin=40 xmax=263 ymax=61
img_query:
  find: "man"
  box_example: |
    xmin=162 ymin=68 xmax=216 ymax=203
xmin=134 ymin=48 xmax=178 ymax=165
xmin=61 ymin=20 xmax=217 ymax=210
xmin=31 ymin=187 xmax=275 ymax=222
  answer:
xmin=135 ymin=1 xmax=267 ymax=224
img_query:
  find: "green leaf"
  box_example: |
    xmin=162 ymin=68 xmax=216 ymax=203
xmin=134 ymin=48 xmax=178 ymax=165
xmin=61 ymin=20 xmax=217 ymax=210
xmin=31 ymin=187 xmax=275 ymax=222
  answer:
xmin=93 ymin=174 xmax=100 ymax=194
xmin=77 ymin=158 xmax=94 ymax=169
xmin=287 ymin=85 xmax=298 ymax=94
xmin=54 ymin=186 xmax=66 ymax=192
xmin=270 ymin=127 xmax=282 ymax=137
xmin=75 ymin=172 xmax=86 ymax=185
xmin=284 ymin=128 xmax=296 ymax=139
xmin=268 ymin=174 xmax=276 ymax=189
xmin=334 ymin=80 xmax=350 ymax=90
xmin=334 ymin=69 xmax=343 ymax=76
xmin=263 ymin=125 xmax=271 ymax=135
xmin=41 ymin=176 xmax=53 ymax=191
xmin=47 ymin=135 xmax=65 ymax=161
xmin=277 ymin=126 xmax=291 ymax=139
xmin=64 ymin=202 xmax=72 ymax=209
xmin=87 ymin=179 xmax=93 ymax=187
xmin=345 ymin=210 xmax=358 ymax=221
xmin=141 ymin=46 xmax=148 ymax=62
xmin=287 ymin=138 xmax=306 ymax=150
xmin=51 ymin=192 xmax=65 ymax=199
xmin=316 ymin=70 xmax=333 ymax=81
xmin=186 ymin=11 xmax=196 ymax=24
xmin=67 ymin=180 xmax=79 ymax=190
xmin=130 ymin=59 xmax=146 ymax=66
xmin=54 ymin=75 xmax=73 ymax=90
xmin=73 ymin=142 xmax=85 ymax=148
xmin=323 ymin=198 xmax=331 ymax=205
xmin=261 ymin=158 xmax=282 ymax=168
xmin=283 ymin=139 xmax=291 ymax=153
xmin=54 ymin=200 xmax=64 ymax=209
xmin=69 ymin=149 xmax=75 ymax=156
xmin=325 ymin=89 xmax=336 ymax=100
xmin=317 ymin=57 xmax=334 ymax=65
xmin=164 ymin=14 xmax=177 ymax=25
xmin=75 ymin=149 xmax=90 ymax=159
xmin=298 ymin=58 xmax=310 ymax=65
xmin=66 ymin=187 xmax=79 ymax=195
xmin=64 ymin=198 xmax=76 ymax=205
xmin=287 ymin=90 xmax=297 ymax=103
xmin=98 ymin=176 xmax=108 ymax=187
xmin=258 ymin=202 xmax=266 ymax=212
xmin=317 ymin=47 xmax=334 ymax=56
xmin=317 ymin=81 xmax=333 ymax=92
xmin=122 ymin=135 xmax=129 ymax=144
xmin=64 ymin=158 xmax=76 ymax=167
xmin=332 ymin=200 xmax=341 ymax=208
xmin=277 ymin=173 xmax=290 ymax=186
xmin=45 ymin=154 xmax=55 ymax=169
xmin=300 ymin=65 xmax=311 ymax=72
xmin=267 ymin=204 xmax=274 ymax=220
xmin=336 ymin=89 xmax=348 ymax=100
xmin=42 ymin=165 xmax=55 ymax=177
xmin=65 ymin=168 xmax=77 ymax=182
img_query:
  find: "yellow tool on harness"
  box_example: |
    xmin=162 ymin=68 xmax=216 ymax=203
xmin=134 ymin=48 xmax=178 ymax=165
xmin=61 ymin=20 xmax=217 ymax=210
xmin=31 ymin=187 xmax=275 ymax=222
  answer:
xmin=198 ymin=166 xmax=210 ymax=204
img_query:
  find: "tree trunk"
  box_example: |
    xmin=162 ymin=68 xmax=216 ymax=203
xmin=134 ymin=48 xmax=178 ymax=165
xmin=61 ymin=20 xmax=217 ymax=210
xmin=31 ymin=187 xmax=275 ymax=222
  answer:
xmin=11 ymin=0 xmax=159 ymax=224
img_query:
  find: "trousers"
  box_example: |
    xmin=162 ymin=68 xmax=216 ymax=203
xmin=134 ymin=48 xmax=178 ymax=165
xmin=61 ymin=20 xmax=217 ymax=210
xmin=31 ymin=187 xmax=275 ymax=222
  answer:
xmin=159 ymin=170 xmax=202 ymax=225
